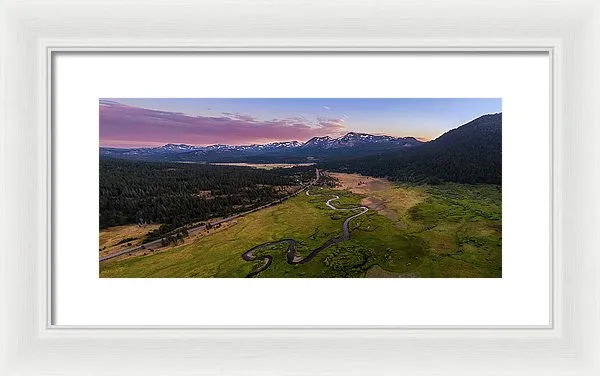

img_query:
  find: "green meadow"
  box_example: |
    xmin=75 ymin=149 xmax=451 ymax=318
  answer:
xmin=100 ymin=181 xmax=501 ymax=278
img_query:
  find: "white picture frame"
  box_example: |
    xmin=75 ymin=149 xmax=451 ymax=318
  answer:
xmin=1 ymin=0 xmax=598 ymax=375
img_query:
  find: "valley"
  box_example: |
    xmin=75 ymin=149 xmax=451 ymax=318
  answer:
xmin=100 ymin=172 xmax=501 ymax=278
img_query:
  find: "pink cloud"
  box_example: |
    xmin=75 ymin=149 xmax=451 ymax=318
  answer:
xmin=100 ymin=100 xmax=347 ymax=147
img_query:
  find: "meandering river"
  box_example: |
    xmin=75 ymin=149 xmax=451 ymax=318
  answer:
xmin=241 ymin=190 xmax=368 ymax=277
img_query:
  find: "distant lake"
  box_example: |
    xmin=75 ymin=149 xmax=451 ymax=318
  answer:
xmin=210 ymin=162 xmax=315 ymax=170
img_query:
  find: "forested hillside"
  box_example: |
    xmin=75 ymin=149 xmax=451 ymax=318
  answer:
xmin=99 ymin=159 xmax=315 ymax=229
xmin=320 ymin=113 xmax=502 ymax=184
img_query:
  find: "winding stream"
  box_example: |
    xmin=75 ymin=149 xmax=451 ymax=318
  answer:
xmin=241 ymin=190 xmax=369 ymax=277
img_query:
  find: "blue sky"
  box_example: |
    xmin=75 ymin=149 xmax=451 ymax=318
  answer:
xmin=100 ymin=98 xmax=501 ymax=147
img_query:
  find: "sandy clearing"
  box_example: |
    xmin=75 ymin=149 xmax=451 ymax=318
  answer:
xmin=329 ymin=172 xmax=427 ymax=226
xmin=99 ymin=224 xmax=161 ymax=257
xmin=100 ymin=219 xmax=240 ymax=262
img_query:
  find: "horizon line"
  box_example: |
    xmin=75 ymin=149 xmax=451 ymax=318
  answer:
xmin=99 ymin=111 xmax=501 ymax=149
xmin=100 ymin=133 xmax=431 ymax=149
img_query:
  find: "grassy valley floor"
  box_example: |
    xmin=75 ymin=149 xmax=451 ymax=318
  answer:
xmin=100 ymin=173 xmax=501 ymax=278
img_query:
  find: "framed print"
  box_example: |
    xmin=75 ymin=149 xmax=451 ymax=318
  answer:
xmin=2 ymin=0 xmax=600 ymax=375
xmin=53 ymin=52 xmax=548 ymax=327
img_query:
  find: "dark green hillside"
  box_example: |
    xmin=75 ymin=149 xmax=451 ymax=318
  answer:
xmin=321 ymin=113 xmax=502 ymax=184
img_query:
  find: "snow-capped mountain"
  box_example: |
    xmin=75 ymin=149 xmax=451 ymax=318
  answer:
xmin=303 ymin=132 xmax=421 ymax=149
xmin=301 ymin=136 xmax=333 ymax=148
xmin=100 ymin=133 xmax=423 ymax=163
xmin=238 ymin=141 xmax=303 ymax=151
xmin=100 ymin=140 xmax=302 ymax=156
xmin=160 ymin=143 xmax=202 ymax=151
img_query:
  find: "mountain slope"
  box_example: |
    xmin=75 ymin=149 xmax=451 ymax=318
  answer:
xmin=321 ymin=113 xmax=502 ymax=184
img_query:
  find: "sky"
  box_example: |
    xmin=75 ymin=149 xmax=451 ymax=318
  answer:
xmin=100 ymin=98 xmax=501 ymax=148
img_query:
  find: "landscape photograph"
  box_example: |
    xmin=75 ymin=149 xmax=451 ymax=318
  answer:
xmin=99 ymin=98 xmax=502 ymax=278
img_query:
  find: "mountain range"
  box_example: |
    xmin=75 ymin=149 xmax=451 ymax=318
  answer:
xmin=100 ymin=113 xmax=502 ymax=184
xmin=100 ymin=132 xmax=423 ymax=163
